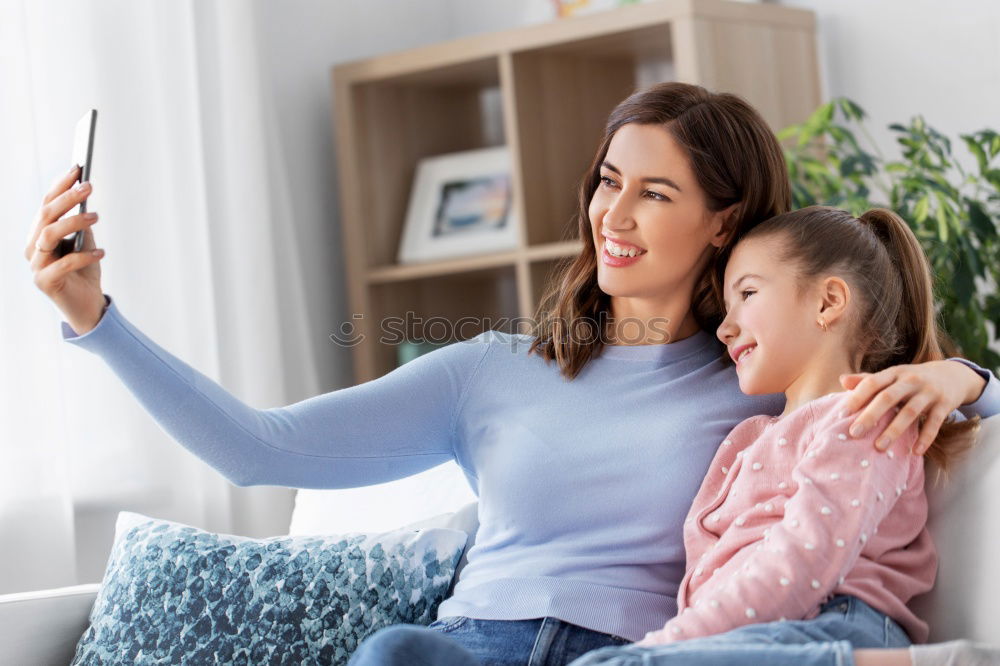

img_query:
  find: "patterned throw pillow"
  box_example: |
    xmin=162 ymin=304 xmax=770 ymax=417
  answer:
xmin=70 ymin=511 xmax=468 ymax=665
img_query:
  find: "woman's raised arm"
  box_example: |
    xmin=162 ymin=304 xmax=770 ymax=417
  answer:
xmin=29 ymin=172 xmax=489 ymax=490
xmin=61 ymin=294 xmax=490 ymax=488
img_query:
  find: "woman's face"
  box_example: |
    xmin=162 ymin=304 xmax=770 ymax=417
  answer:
xmin=716 ymin=235 xmax=822 ymax=395
xmin=588 ymin=122 xmax=731 ymax=318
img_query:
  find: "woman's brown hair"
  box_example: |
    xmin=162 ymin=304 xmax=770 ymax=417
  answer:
xmin=735 ymin=205 xmax=981 ymax=473
xmin=528 ymin=82 xmax=791 ymax=379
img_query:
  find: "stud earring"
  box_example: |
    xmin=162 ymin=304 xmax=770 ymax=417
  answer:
xmin=817 ymin=318 xmax=828 ymax=332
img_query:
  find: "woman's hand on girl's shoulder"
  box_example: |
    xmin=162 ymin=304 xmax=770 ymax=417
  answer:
xmin=836 ymin=360 xmax=984 ymax=456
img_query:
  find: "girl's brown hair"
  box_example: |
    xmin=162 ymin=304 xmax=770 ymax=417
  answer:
xmin=528 ymin=82 xmax=791 ymax=378
xmin=733 ymin=205 xmax=981 ymax=473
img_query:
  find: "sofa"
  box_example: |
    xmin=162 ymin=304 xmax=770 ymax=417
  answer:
xmin=1 ymin=415 xmax=996 ymax=665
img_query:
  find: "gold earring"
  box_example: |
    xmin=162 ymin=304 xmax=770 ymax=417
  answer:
xmin=817 ymin=318 xmax=828 ymax=332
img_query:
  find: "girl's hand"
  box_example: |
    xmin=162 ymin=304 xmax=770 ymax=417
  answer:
xmin=838 ymin=360 xmax=987 ymax=455
xmin=25 ymin=165 xmax=107 ymax=335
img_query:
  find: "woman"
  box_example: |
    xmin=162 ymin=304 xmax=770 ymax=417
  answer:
xmin=26 ymin=83 xmax=998 ymax=666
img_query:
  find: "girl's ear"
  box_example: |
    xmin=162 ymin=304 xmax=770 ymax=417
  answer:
xmin=817 ymin=276 xmax=851 ymax=325
xmin=709 ymin=203 xmax=741 ymax=249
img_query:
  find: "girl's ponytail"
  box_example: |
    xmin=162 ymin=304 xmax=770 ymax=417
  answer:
xmin=856 ymin=209 xmax=955 ymax=366
xmin=855 ymin=208 xmax=980 ymax=476
xmin=743 ymin=206 xmax=981 ymax=476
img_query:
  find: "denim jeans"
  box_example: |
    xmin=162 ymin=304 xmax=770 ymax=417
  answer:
xmin=347 ymin=615 xmax=633 ymax=666
xmin=566 ymin=595 xmax=911 ymax=666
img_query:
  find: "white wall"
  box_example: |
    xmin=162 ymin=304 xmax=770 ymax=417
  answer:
xmin=776 ymin=0 xmax=1000 ymax=163
xmin=250 ymin=0 xmax=1000 ymax=394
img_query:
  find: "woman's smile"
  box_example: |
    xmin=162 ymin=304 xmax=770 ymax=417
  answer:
xmin=602 ymin=236 xmax=647 ymax=267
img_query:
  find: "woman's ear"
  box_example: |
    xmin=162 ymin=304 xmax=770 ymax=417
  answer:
xmin=817 ymin=276 xmax=851 ymax=326
xmin=709 ymin=203 xmax=741 ymax=249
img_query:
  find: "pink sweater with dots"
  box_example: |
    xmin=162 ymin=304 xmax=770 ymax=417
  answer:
xmin=646 ymin=390 xmax=935 ymax=645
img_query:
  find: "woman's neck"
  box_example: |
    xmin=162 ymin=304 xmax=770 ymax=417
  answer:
xmin=606 ymin=297 xmax=702 ymax=345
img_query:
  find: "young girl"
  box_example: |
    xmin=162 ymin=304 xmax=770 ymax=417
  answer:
xmin=570 ymin=206 xmax=998 ymax=666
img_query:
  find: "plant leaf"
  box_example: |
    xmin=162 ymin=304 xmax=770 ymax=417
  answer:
xmin=914 ymin=196 xmax=931 ymax=223
xmin=968 ymin=201 xmax=998 ymax=241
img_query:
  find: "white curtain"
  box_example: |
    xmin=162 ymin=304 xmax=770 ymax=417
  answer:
xmin=0 ymin=0 xmax=318 ymax=593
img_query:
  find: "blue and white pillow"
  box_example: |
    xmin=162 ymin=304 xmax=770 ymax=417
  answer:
xmin=70 ymin=511 xmax=468 ymax=665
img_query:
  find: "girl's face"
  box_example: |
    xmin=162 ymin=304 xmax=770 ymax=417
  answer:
xmin=588 ymin=123 xmax=731 ymax=317
xmin=716 ymin=235 xmax=825 ymax=396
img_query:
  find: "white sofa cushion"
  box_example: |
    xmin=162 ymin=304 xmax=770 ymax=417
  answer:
xmin=910 ymin=413 xmax=1000 ymax=642
xmin=289 ymin=460 xmax=477 ymax=535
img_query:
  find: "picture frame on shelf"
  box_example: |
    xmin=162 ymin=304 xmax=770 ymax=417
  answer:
xmin=397 ymin=146 xmax=519 ymax=264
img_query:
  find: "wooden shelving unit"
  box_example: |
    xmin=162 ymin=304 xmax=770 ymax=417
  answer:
xmin=330 ymin=0 xmax=820 ymax=384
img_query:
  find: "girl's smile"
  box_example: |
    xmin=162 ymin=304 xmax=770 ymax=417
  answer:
xmin=732 ymin=343 xmax=757 ymax=367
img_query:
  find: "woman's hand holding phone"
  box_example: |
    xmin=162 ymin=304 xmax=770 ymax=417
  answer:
xmin=25 ymin=164 xmax=107 ymax=335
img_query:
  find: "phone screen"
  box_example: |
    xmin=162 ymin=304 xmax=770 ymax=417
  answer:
xmin=61 ymin=109 xmax=97 ymax=255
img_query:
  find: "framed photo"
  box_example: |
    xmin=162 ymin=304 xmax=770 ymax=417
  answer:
xmin=397 ymin=146 xmax=519 ymax=264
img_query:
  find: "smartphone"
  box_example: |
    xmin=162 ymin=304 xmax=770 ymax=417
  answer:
xmin=57 ymin=109 xmax=97 ymax=257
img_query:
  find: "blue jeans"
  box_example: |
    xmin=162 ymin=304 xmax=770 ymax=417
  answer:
xmin=347 ymin=615 xmax=633 ymax=666
xmin=567 ymin=595 xmax=911 ymax=666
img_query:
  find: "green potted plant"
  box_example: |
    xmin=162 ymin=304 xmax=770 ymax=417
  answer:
xmin=779 ymin=98 xmax=1000 ymax=373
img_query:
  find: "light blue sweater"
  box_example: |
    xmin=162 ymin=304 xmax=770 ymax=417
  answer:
xmin=62 ymin=294 xmax=1000 ymax=641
